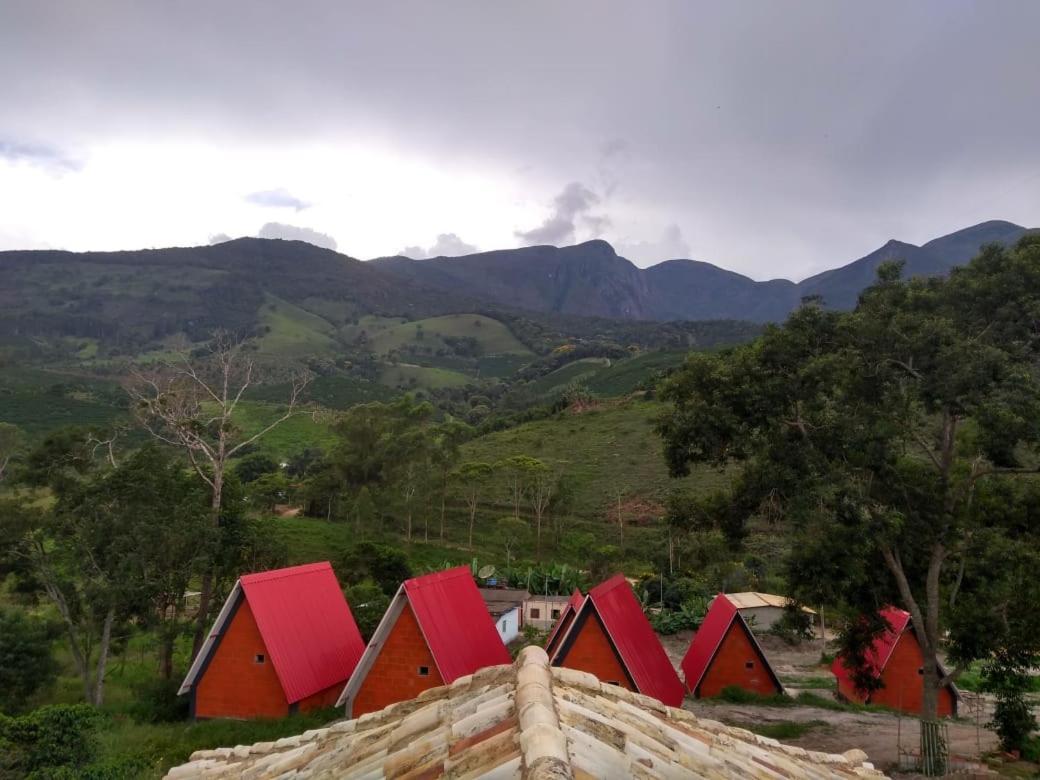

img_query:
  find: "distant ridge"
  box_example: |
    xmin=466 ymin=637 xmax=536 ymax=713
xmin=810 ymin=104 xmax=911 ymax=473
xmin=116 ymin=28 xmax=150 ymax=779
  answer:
xmin=375 ymin=220 xmax=1033 ymax=322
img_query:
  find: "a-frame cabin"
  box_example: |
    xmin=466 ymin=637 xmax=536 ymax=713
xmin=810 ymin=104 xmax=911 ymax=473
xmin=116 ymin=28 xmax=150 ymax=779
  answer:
xmin=337 ymin=566 xmax=511 ymax=718
xmin=549 ymin=575 xmax=685 ymax=707
xmin=179 ymin=562 xmax=365 ymax=719
xmin=832 ymin=606 xmax=959 ymax=716
xmin=681 ymin=593 xmax=783 ymax=698
xmin=544 ymin=588 xmax=585 ymax=660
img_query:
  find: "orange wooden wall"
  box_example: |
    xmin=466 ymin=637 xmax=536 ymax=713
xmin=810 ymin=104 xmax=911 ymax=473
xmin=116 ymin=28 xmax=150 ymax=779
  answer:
xmin=698 ymin=623 xmax=780 ymax=698
xmin=195 ymin=598 xmax=287 ymax=719
xmin=872 ymin=633 xmax=955 ymax=716
xmin=353 ymin=601 xmax=445 ymax=717
xmin=557 ymin=613 xmax=633 ymax=691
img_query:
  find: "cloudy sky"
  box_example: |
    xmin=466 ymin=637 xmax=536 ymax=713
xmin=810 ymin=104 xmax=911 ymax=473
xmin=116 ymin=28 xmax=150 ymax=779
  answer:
xmin=1 ymin=1 xmax=1038 ymax=280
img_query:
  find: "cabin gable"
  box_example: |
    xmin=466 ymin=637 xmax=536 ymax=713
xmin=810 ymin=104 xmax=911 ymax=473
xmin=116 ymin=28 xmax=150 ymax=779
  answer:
xmin=698 ymin=619 xmax=781 ymax=698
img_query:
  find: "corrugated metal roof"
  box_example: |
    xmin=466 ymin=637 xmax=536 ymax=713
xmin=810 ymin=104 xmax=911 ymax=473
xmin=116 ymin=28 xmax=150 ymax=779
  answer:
xmin=405 ymin=566 xmax=511 ymax=683
xmin=588 ymin=574 xmax=685 ymax=707
xmin=724 ymin=591 xmax=816 ymax=613
xmin=830 ymin=606 xmax=910 ymax=688
xmin=238 ymin=561 xmax=365 ymax=704
xmin=681 ymin=592 xmax=782 ymax=694
xmin=544 ymin=588 xmax=585 ymax=660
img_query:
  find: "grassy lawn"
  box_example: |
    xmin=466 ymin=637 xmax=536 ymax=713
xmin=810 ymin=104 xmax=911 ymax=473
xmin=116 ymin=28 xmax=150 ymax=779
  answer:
xmin=379 ymin=362 xmax=472 ymax=389
xmin=368 ymin=313 xmax=532 ymax=356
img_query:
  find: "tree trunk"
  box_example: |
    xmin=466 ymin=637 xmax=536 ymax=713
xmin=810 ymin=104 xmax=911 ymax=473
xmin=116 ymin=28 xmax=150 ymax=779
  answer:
xmin=158 ymin=624 xmax=175 ymax=680
xmin=468 ymin=503 xmax=476 ymax=549
xmin=191 ymin=473 xmax=223 ymax=662
xmin=440 ymin=473 xmax=447 ymax=541
xmin=92 ymin=607 xmax=115 ymax=707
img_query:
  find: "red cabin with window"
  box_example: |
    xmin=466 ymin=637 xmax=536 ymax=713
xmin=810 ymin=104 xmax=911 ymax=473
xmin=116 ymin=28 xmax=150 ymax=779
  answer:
xmin=681 ymin=594 xmax=783 ymax=698
xmin=179 ymin=562 xmax=365 ymax=719
xmin=831 ymin=607 xmax=959 ymax=716
xmin=337 ymin=566 xmax=511 ymax=717
xmin=548 ymin=575 xmax=685 ymax=707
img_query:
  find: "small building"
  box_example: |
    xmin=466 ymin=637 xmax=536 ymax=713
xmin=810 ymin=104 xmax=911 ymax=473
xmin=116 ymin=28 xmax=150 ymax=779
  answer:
xmin=178 ymin=561 xmax=365 ymax=720
xmin=167 ymin=647 xmax=887 ymax=780
xmin=831 ymin=606 xmax=959 ymax=717
xmin=548 ymin=574 xmax=685 ymax=707
xmin=720 ymin=592 xmax=816 ymax=632
xmin=479 ymin=587 xmax=530 ymax=644
xmin=337 ymin=566 xmax=511 ymax=717
xmin=681 ymin=592 xmax=783 ymax=698
xmin=522 ymin=594 xmax=571 ymax=631
xmin=544 ymin=588 xmax=585 ymax=659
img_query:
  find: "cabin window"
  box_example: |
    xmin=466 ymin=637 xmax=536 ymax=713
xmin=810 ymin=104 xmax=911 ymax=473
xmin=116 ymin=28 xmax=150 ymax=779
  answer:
xmin=918 ymin=667 xmax=924 ymax=675
xmin=254 ymin=653 xmax=265 ymax=664
xmin=418 ymin=666 xmax=430 ymax=677
xmin=551 ymin=609 xmax=561 ymax=619
xmin=501 ymin=620 xmax=507 ymax=631
xmin=530 ymin=608 xmax=541 ymax=619
xmin=745 ymin=661 xmax=755 ymax=670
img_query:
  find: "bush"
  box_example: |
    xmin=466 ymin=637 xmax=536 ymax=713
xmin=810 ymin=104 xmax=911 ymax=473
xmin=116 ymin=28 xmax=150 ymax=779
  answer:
xmin=0 ymin=609 xmax=59 ymax=713
xmin=129 ymin=677 xmax=189 ymax=724
xmin=344 ymin=580 xmax=391 ymax=641
xmin=769 ymin=607 xmax=815 ymax=645
xmin=648 ymin=607 xmax=700 ymax=635
xmin=0 ymin=704 xmax=101 ymax=774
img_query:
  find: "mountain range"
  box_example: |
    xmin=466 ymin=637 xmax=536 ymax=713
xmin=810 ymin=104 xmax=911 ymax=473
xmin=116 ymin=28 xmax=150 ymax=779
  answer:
xmin=374 ymin=220 xmax=1032 ymax=323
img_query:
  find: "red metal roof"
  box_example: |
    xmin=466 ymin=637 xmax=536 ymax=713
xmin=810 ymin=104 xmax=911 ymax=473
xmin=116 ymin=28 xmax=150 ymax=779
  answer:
xmin=240 ymin=561 xmax=365 ymax=704
xmin=681 ymin=592 xmax=738 ymax=693
xmin=544 ymin=588 xmax=585 ymax=658
xmin=830 ymin=606 xmax=910 ymax=689
xmin=680 ymin=593 xmax=782 ymax=695
xmin=404 ymin=566 xmax=511 ymax=683
xmin=588 ymin=575 xmax=685 ymax=707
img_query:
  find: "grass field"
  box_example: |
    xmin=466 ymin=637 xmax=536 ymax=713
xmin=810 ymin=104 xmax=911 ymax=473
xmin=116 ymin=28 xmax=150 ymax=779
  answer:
xmin=368 ymin=314 xmax=532 ymax=357
xmin=379 ymin=362 xmax=472 ymax=389
xmin=256 ymin=295 xmax=340 ymax=356
xmin=523 ymin=358 xmax=611 ymax=398
xmin=229 ymin=400 xmax=337 ymax=459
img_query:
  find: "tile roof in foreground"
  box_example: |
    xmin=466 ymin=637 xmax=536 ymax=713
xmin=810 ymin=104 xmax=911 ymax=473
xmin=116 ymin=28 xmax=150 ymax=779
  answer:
xmin=165 ymin=646 xmax=886 ymax=780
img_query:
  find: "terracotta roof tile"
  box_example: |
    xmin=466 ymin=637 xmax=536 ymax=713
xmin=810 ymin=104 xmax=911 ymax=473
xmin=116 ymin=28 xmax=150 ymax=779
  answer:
xmin=166 ymin=647 xmax=887 ymax=779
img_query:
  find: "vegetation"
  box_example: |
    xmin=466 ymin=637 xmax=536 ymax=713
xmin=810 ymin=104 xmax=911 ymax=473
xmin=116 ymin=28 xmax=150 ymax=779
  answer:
xmin=658 ymin=235 xmax=1040 ymax=766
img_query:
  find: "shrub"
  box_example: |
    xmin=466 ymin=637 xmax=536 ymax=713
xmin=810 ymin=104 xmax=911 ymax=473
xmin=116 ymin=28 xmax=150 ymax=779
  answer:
xmin=0 ymin=609 xmax=59 ymax=713
xmin=769 ymin=607 xmax=815 ymax=645
xmin=0 ymin=704 xmax=101 ymax=774
xmin=129 ymin=677 xmax=189 ymax=724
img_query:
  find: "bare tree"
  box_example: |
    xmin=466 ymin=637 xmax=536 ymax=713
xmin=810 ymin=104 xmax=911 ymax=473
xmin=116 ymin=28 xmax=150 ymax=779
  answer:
xmin=0 ymin=422 xmax=25 ymax=482
xmin=127 ymin=332 xmax=310 ymax=660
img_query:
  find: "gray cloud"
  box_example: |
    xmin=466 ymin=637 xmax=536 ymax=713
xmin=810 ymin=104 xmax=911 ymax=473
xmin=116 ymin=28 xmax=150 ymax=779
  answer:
xmin=257 ymin=222 xmax=337 ymax=250
xmin=2 ymin=2 xmax=1039 ymax=276
xmin=0 ymin=139 xmax=82 ymax=173
xmin=245 ymin=187 xmax=310 ymax=211
xmin=615 ymin=224 xmax=691 ymax=266
xmin=515 ymin=182 xmax=610 ymax=246
xmin=208 ymin=232 xmax=232 ymax=244
xmin=400 ymin=232 xmax=478 ymax=259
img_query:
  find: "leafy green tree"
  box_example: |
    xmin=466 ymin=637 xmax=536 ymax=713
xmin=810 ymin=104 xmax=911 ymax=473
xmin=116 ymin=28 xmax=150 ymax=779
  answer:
xmin=343 ymin=581 xmax=390 ymax=641
xmin=337 ymin=542 xmax=411 ymax=596
xmin=657 ymin=236 xmax=1040 ymax=740
xmin=454 ymin=461 xmax=493 ymax=549
xmin=248 ymin=471 xmax=291 ymax=512
xmin=431 ymin=420 xmax=472 ymax=541
xmin=234 ymin=452 xmax=280 ymax=483
xmin=0 ymin=704 xmax=100 ymax=775
xmin=0 ymin=609 xmax=59 ymax=713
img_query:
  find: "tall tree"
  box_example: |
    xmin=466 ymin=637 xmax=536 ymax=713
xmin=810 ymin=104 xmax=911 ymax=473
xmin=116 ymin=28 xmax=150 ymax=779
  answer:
xmin=454 ymin=461 xmax=493 ymax=549
xmin=127 ymin=332 xmax=309 ymax=660
xmin=430 ymin=420 xmax=472 ymax=541
xmin=657 ymin=236 xmax=1040 ymax=753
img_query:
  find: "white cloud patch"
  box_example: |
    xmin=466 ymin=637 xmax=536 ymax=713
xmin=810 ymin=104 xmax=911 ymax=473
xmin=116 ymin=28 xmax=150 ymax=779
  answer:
xmin=208 ymin=232 xmax=232 ymax=244
xmin=245 ymin=187 xmax=310 ymax=211
xmin=257 ymin=222 xmax=337 ymax=250
xmin=515 ymin=181 xmax=610 ymax=246
xmin=615 ymin=224 xmax=691 ymax=265
xmin=0 ymin=139 xmax=83 ymax=174
xmin=400 ymin=232 xmax=478 ymax=259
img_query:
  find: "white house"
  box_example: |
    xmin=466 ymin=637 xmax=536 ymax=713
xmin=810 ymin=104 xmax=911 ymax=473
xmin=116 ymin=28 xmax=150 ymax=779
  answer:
xmin=479 ymin=588 xmax=530 ymax=644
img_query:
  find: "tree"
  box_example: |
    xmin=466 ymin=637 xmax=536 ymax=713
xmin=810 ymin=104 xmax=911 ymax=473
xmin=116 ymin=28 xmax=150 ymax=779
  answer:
xmin=496 ymin=455 xmax=531 ymax=520
xmin=454 ymin=461 xmax=493 ymax=549
xmin=496 ymin=516 xmax=528 ymax=567
xmin=127 ymin=332 xmax=310 ymax=660
xmin=431 ymin=420 xmax=472 ymax=541
xmin=0 ymin=422 xmax=25 ymax=482
xmin=657 ymin=236 xmax=1040 ymax=756
xmin=527 ymin=460 xmax=555 ymax=560
xmin=0 ymin=609 xmax=59 ymax=713
xmin=234 ymin=452 xmax=280 ymax=483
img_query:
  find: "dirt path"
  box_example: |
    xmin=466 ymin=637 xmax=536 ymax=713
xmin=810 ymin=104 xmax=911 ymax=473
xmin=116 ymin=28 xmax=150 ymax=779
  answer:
xmin=682 ymin=698 xmax=998 ymax=775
